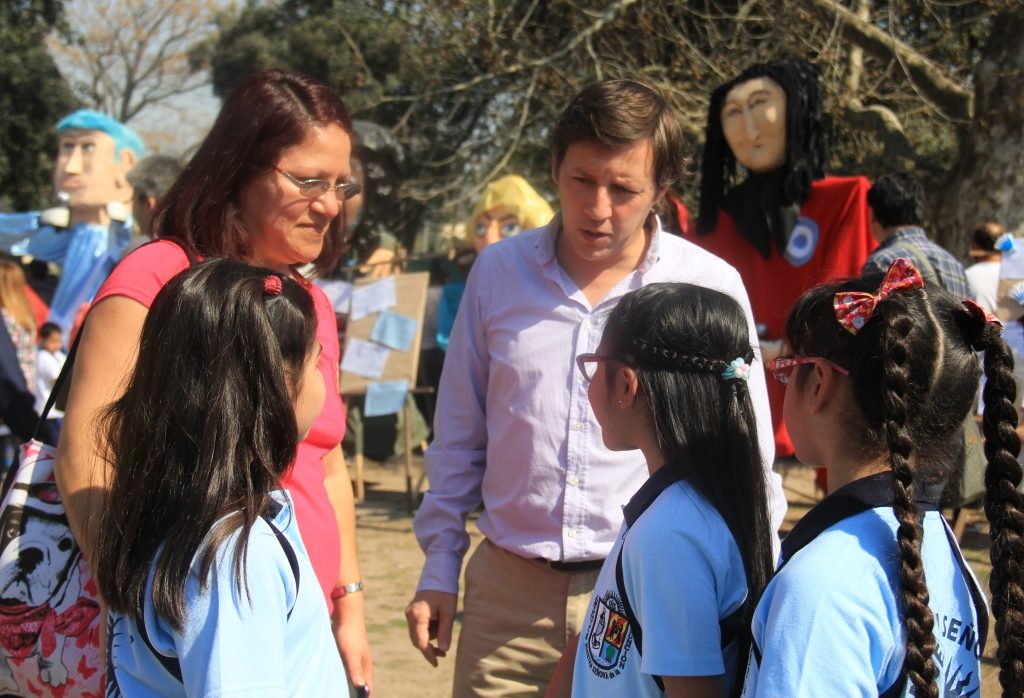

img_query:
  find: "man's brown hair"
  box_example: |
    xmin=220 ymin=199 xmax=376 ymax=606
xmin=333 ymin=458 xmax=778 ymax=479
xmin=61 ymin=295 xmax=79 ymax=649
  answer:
xmin=551 ymin=79 xmax=684 ymax=189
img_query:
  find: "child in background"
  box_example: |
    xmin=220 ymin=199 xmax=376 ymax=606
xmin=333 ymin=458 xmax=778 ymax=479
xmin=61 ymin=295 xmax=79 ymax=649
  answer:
xmin=95 ymin=259 xmax=346 ymax=695
xmin=549 ymin=282 xmax=774 ymax=698
xmin=747 ymin=258 xmax=1022 ymax=696
xmin=35 ymin=322 xmax=65 ymax=427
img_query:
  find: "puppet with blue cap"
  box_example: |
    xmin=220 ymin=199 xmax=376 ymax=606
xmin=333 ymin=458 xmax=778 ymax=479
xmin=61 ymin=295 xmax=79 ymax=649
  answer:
xmin=0 ymin=110 xmax=143 ymax=337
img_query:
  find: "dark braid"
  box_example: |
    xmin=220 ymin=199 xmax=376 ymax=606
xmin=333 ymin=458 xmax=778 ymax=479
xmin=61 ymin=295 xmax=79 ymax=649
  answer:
xmin=880 ymin=304 xmax=939 ymax=697
xmin=633 ymin=338 xmax=736 ymax=375
xmin=975 ymin=321 xmax=1024 ymax=695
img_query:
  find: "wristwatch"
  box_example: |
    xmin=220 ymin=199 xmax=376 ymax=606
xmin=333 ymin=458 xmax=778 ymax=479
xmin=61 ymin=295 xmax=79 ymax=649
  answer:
xmin=331 ymin=581 xmax=364 ymax=600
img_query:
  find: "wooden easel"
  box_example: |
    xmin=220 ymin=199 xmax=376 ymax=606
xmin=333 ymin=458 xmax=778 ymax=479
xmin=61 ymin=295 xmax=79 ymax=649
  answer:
xmin=339 ymin=272 xmax=430 ymax=513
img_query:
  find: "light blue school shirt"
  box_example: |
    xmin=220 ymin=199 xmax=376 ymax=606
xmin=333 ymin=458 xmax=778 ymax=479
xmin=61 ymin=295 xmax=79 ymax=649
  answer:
xmin=106 ymin=491 xmax=346 ymax=696
xmin=745 ymin=508 xmax=984 ymax=697
xmin=572 ymin=471 xmax=747 ymax=697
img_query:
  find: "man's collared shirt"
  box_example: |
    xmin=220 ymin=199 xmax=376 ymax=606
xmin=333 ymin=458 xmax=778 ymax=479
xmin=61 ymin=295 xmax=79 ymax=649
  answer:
xmin=862 ymin=226 xmax=970 ymax=297
xmin=413 ymin=216 xmax=784 ymax=594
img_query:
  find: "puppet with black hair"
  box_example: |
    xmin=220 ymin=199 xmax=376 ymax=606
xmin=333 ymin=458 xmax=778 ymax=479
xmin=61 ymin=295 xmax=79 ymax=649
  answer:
xmin=688 ymin=57 xmax=875 ymax=461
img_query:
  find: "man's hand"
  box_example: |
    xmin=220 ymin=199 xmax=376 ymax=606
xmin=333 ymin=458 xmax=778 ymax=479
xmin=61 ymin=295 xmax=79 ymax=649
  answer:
xmin=405 ymin=590 xmax=458 ymax=667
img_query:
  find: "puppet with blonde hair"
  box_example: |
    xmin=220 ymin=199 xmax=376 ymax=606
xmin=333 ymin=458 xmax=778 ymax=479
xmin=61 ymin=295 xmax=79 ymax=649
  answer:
xmin=438 ymin=175 xmax=554 ymax=348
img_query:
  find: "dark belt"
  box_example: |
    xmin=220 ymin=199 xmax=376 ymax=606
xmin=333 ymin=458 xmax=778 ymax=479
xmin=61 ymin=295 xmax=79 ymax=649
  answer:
xmin=538 ymin=558 xmax=605 ymax=573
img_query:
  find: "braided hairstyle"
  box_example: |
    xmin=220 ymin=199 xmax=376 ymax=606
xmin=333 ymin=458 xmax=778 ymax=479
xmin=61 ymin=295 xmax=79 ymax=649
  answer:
xmin=602 ymin=282 xmax=773 ymax=693
xmin=786 ymin=272 xmax=1023 ymax=696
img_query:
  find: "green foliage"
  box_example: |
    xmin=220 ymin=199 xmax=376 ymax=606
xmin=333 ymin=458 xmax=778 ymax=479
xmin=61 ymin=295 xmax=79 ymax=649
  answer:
xmin=0 ymin=0 xmax=79 ymax=211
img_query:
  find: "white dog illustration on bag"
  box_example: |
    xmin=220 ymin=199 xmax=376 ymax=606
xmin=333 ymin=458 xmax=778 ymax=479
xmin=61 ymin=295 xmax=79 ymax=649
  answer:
xmin=0 ymin=479 xmax=99 ymax=694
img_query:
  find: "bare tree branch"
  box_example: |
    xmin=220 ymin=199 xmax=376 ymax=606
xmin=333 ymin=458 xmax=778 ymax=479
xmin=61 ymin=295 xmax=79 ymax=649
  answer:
xmin=49 ymin=0 xmax=218 ymax=124
xmin=800 ymin=0 xmax=973 ymax=121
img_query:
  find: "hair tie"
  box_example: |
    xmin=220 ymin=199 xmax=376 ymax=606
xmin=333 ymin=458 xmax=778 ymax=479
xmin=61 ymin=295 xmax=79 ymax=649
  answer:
xmin=833 ymin=257 xmax=924 ymax=334
xmin=962 ymin=299 xmax=1002 ymax=330
xmin=721 ymin=357 xmax=751 ymax=381
xmin=264 ymin=274 xmax=283 ymax=296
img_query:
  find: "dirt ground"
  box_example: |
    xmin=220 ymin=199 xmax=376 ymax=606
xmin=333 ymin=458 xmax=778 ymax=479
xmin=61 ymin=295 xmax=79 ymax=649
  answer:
xmin=355 ymin=457 xmax=1000 ymax=697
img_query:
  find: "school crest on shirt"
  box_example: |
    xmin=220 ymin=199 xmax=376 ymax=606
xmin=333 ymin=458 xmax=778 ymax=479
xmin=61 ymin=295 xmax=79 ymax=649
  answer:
xmin=584 ymin=590 xmax=632 ymax=679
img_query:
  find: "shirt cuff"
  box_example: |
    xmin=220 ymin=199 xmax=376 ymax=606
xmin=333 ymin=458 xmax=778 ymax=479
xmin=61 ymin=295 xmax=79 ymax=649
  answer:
xmin=417 ymin=550 xmax=466 ymax=596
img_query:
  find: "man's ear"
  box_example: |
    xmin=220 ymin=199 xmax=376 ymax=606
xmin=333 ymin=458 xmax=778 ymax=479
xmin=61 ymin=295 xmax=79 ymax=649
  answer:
xmin=653 ymin=185 xmax=668 ymax=207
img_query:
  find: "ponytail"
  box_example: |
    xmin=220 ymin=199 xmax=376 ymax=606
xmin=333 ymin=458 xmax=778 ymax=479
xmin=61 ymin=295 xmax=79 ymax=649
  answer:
xmin=974 ymin=319 xmax=1024 ymax=693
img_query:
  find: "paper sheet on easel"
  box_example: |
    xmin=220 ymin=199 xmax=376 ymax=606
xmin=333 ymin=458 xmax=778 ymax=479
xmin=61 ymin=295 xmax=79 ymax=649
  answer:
xmin=370 ymin=310 xmax=418 ymax=352
xmin=365 ymin=380 xmax=410 ymax=417
xmin=350 ymin=276 xmax=397 ymax=320
xmin=341 ymin=338 xmax=389 ymax=379
xmin=315 ymin=278 xmax=353 ymax=313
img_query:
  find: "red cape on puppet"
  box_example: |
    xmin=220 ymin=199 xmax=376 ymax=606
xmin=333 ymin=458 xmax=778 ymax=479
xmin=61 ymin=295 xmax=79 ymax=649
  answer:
xmin=683 ymin=175 xmax=876 ymax=457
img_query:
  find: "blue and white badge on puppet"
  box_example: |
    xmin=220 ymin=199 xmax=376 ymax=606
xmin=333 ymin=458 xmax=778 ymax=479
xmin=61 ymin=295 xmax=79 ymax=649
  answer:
xmin=783 ymin=217 xmax=820 ymax=268
xmin=370 ymin=310 xmax=419 ymax=352
xmin=365 ymin=380 xmax=410 ymax=417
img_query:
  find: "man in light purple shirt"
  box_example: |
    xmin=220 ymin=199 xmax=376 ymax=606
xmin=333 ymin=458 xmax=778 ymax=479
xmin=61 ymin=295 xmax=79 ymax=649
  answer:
xmin=405 ymin=79 xmax=786 ymax=696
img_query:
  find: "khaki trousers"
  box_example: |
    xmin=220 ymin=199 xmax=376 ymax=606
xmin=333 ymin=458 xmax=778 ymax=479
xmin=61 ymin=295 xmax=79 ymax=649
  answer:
xmin=452 ymin=539 xmax=600 ymax=697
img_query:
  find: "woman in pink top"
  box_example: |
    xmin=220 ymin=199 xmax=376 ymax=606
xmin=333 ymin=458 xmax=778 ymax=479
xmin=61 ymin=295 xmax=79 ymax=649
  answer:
xmin=53 ymin=69 xmax=372 ymax=691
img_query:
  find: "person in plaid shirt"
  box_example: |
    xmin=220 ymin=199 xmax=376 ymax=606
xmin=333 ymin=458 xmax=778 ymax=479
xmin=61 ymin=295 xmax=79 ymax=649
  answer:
xmin=862 ymin=172 xmax=969 ymax=298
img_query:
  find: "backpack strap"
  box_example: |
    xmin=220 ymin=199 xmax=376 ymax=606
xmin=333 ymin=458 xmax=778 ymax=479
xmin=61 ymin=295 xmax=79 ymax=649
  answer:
xmin=614 ymin=465 xmax=746 ymax=692
xmin=134 ymin=511 xmax=300 ymax=684
xmin=750 ymin=471 xmax=987 ymax=697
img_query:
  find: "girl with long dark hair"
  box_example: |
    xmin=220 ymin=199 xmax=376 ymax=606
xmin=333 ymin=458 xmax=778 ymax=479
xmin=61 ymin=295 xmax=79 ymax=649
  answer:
xmin=747 ymin=258 xmax=1022 ymax=696
xmin=97 ymin=259 xmax=345 ymax=694
xmin=552 ymin=282 xmax=774 ymax=698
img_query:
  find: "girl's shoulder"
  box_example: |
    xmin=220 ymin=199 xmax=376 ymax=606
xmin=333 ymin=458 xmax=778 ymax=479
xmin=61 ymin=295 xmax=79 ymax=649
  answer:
xmin=763 ymin=506 xmax=903 ymax=632
xmin=628 ymin=479 xmax=739 ymax=565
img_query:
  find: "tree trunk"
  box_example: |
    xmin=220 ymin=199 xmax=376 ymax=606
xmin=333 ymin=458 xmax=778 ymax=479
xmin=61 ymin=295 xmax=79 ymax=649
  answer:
xmin=935 ymin=7 xmax=1024 ymax=256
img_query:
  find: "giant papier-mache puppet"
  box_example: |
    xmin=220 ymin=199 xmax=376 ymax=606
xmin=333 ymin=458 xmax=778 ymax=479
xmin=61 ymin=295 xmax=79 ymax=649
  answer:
xmin=687 ymin=57 xmax=876 ymax=459
xmin=0 ymin=110 xmax=142 ymax=337
xmin=436 ymin=174 xmax=554 ymax=350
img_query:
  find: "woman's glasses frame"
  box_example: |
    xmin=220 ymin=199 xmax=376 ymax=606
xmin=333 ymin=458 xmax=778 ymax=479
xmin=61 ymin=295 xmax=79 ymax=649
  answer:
xmin=275 ymin=167 xmax=362 ymax=201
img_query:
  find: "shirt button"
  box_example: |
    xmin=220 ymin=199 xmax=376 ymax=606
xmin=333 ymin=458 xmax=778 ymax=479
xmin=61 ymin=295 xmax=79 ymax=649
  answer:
xmin=573 ymin=423 xmax=583 ymax=431
xmin=567 ymin=475 xmax=579 ymax=486
xmin=568 ymin=529 xmax=577 ymax=538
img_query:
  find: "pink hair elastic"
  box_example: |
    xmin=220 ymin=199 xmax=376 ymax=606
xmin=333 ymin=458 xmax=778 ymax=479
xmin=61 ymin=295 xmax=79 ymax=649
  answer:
xmin=264 ymin=274 xmax=283 ymax=296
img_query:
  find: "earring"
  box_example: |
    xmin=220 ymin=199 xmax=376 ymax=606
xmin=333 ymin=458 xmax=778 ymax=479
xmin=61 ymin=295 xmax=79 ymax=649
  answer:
xmin=618 ymin=400 xmax=624 ymax=405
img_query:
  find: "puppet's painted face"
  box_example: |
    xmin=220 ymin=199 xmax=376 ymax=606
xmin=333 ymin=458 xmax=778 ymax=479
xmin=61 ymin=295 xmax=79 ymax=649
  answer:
xmin=720 ymin=77 xmax=787 ymax=173
xmin=53 ymin=129 xmax=134 ymax=211
xmin=472 ymin=206 xmax=521 ymax=253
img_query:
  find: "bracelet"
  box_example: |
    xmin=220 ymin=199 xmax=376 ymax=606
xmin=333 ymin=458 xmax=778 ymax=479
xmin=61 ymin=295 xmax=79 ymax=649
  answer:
xmin=331 ymin=581 xmax=364 ymax=600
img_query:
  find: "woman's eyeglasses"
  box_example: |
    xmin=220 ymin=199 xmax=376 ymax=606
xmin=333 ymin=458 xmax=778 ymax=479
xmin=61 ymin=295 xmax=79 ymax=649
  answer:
xmin=768 ymin=356 xmax=849 ymax=385
xmin=576 ymin=353 xmax=613 ymax=382
xmin=275 ymin=167 xmax=362 ymax=201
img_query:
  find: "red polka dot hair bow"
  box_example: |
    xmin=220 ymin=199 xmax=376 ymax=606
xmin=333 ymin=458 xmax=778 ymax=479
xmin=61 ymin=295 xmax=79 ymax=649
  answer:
xmin=833 ymin=258 xmax=925 ymax=334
